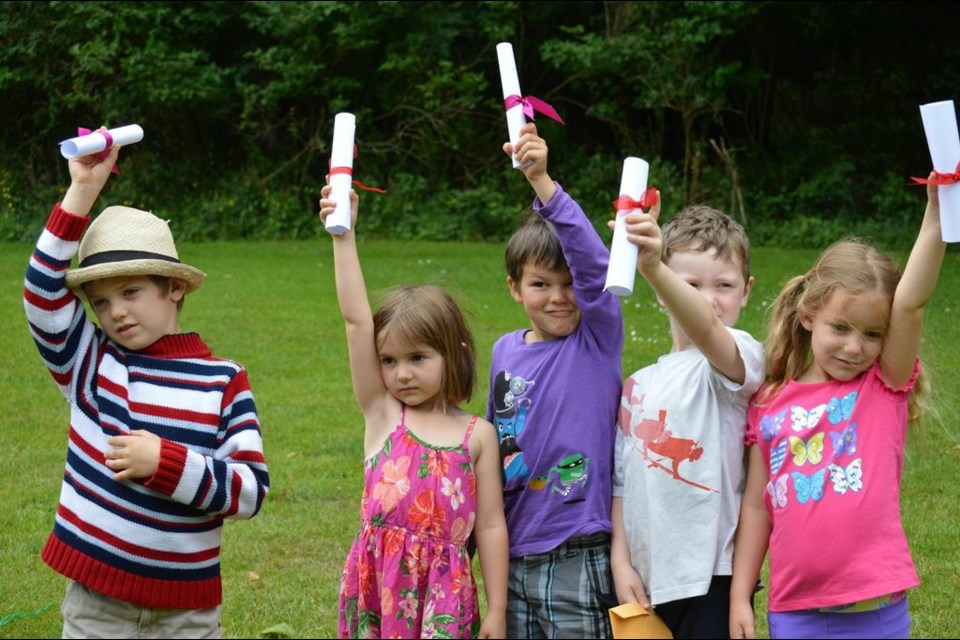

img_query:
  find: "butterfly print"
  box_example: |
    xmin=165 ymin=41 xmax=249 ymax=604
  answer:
xmin=760 ymin=409 xmax=787 ymax=442
xmin=828 ymin=458 xmax=863 ymax=494
xmin=826 ymin=391 xmax=858 ymax=425
xmin=770 ymin=440 xmax=788 ymax=475
xmin=790 ymin=403 xmax=826 ymax=432
xmin=789 ymin=433 xmax=825 ymax=466
xmin=767 ymin=474 xmax=789 ymax=509
xmin=828 ymin=422 xmax=858 ymax=458
xmin=792 ymin=469 xmax=826 ymax=504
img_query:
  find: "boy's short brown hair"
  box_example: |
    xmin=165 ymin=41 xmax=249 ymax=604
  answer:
xmin=661 ymin=205 xmax=751 ymax=282
xmin=504 ymin=212 xmax=569 ymax=282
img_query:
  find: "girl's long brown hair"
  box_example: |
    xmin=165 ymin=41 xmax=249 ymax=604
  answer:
xmin=759 ymin=239 xmax=928 ymax=427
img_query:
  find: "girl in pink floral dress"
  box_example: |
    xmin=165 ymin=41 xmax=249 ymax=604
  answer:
xmin=320 ymin=186 xmax=508 ymax=639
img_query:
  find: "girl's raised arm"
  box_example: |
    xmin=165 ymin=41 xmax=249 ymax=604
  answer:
xmin=320 ymin=186 xmax=388 ymax=422
xmin=883 ymin=178 xmax=948 ymax=389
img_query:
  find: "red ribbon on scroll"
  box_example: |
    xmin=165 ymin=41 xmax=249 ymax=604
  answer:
xmin=613 ymin=187 xmax=659 ymax=214
xmin=910 ymin=162 xmax=960 ymax=186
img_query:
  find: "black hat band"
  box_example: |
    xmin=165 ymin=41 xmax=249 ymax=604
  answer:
xmin=79 ymin=250 xmax=181 ymax=268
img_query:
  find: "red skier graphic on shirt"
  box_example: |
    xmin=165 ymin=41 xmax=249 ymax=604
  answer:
xmin=623 ymin=383 xmax=717 ymax=493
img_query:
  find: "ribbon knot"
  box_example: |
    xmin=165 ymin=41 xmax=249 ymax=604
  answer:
xmin=327 ymin=143 xmax=386 ymax=193
xmin=910 ymin=161 xmax=960 ymax=186
xmin=77 ymin=127 xmax=120 ymax=175
xmin=504 ymin=94 xmax=565 ymax=125
xmin=613 ymin=187 xmax=658 ymax=214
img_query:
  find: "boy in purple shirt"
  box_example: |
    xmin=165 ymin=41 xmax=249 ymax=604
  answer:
xmin=486 ymin=122 xmax=624 ymax=638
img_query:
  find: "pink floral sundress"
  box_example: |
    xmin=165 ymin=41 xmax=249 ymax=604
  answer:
xmin=338 ymin=405 xmax=480 ymax=639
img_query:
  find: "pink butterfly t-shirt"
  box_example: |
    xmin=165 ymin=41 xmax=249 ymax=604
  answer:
xmin=745 ymin=361 xmax=920 ymax=611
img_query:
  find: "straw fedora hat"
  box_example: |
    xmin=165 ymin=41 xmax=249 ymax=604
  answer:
xmin=65 ymin=206 xmax=206 ymax=297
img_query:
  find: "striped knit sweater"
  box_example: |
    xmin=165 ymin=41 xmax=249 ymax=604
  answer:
xmin=23 ymin=203 xmax=270 ymax=609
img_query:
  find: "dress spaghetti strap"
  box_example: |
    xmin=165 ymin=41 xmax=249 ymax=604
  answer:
xmin=462 ymin=415 xmax=478 ymax=449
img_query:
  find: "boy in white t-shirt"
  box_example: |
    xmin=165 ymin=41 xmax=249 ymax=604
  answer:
xmin=608 ymin=200 xmax=765 ymax=638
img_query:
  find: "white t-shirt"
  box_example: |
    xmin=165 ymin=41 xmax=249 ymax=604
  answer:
xmin=613 ymin=328 xmax=764 ymax=605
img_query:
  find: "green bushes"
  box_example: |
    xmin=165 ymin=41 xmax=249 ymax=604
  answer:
xmin=2 ymin=2 xmax=957 ymax=251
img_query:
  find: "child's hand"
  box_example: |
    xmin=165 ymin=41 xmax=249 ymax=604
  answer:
xmin=105 ymin=430 xmax=161 ymax=482
xmin=318 ymin=183 xmax=359 ymax=231
xmin=504 ymin=122 xmax=555 ymax=202
xmin=612 ymin=562 xmax=651 ymax=609
xmin=477 ymin=613 xmax=506 ymax=639
xmin=61 ymin=126 xmax=120 ymax=215
xmin=68 ymin=135 xmax=120 ymax=187
xmin=729 ymin=599 xmax=756 ymax=639
xmin=504 ymin=122 xmax=548 ymax=182
xmin=607 ymin=190 xmax=663 ymax=273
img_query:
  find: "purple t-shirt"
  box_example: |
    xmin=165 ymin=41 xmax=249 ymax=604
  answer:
xmin=486 ymin=184 xmax=624 ymax=557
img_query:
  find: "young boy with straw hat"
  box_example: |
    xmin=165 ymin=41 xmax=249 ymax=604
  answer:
xmin=23 ymin=136 xmax=269 ymax=638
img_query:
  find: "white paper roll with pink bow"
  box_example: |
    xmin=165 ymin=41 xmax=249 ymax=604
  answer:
xmin=59 ymin=125 xmax=144 ymax=160
xmin=496 ymin=42 xmax=565 ymax=170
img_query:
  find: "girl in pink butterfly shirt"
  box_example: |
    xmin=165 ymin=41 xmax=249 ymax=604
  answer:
xmin=729 ymin=176 xmax=946 ymax=640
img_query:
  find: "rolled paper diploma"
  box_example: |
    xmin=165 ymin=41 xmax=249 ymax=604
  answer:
xmin=604 ymin=157 xmax=650 ymax=297
xmin=919 ymin=100 xmax=960 ymax=242
xmin=326 ymin=112 xmax=356 ymax=235
xmin=496 ymin=42 xmax=526 ymax=169
xmin=59 ymin=124 xmax=144 ymax=159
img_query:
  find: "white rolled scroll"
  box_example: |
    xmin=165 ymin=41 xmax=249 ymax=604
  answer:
xmin=59 ymin=124 xmax=144 ymax=159
xmin=919 ymin=100 xmax=960 ymax=242
xmin=604 ymin=157 xmax=651 ymax=296
xmin=496 ymin=42 xmax=526 ymax=169
xmin=326 ymin=112 xmax=356 ymax=235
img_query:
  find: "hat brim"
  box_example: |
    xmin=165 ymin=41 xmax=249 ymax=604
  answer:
xmin=65 ymin=259 xmax=206 ymax=299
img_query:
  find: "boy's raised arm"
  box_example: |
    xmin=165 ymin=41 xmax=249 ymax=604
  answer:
xmin=619 ymin=200 xmax=749 ymax=384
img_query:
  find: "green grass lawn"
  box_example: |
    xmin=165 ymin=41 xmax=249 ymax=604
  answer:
xmin=1 ymin=237 xmax=958 ymax=638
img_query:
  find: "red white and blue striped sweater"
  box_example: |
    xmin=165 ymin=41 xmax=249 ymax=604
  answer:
xmin=23 ymin=203 xmax=269 ymax=609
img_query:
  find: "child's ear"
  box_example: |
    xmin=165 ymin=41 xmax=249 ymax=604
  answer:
xmin=507 ymin=276 xmax=523 ymax=303
xmin=799 ymin=313 xmax=814 ymax=332
xmin=169 ymin=278 xmax=188 ymax=302
xmin=741 ymin=275 xmax=756 ymax=308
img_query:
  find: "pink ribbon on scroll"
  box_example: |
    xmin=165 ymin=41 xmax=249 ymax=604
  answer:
xmin=77 ymin=127 xmax=121 ymax=175
xmin=503 ymin=94 xmax=565 ymax=125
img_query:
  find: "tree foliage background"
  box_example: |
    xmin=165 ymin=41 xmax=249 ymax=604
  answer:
xmin=1 ymin=0 xmax=956 ymax=248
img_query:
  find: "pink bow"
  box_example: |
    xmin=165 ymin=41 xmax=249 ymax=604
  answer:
xmin=504 ymin=94 xmax=565 ymax=125
xmin=613 ymin=188 xmax=659 ymax=214
xmin=77 ymin=127 xmax=120 ymax=175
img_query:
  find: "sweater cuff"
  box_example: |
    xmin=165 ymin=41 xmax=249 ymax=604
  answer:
xmin=144 ymin=439 xmax=189 ymax=496
xmin=49 ymin=202 xmax=91 ymax=240
xmin=533 ymin=181 xmax=563 ymax=212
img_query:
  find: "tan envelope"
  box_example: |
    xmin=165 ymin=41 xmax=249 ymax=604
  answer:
xmin=609 ymin=602 xmax=673 ymax=639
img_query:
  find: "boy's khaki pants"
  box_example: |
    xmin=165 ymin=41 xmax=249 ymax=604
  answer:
xmin=61 ymin=580 xmax=221 ymax=639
